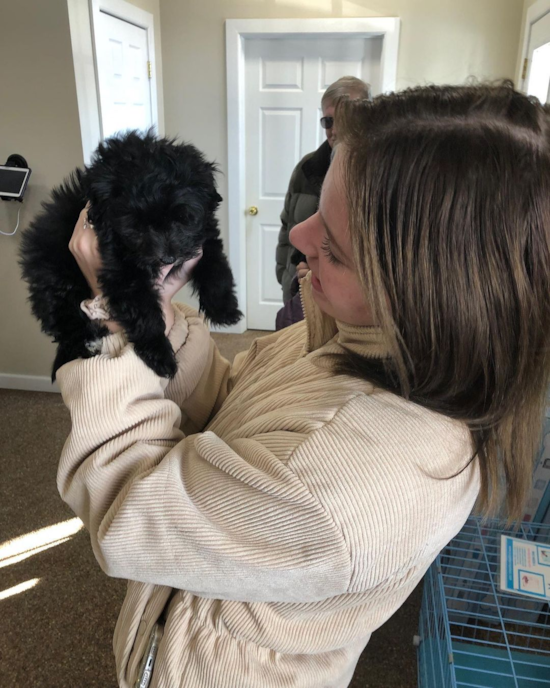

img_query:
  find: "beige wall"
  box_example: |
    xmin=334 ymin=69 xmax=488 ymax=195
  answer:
xmin=161 ymin=0 xmax=524 ymax=161
xmin=1 ymin=0 xmax=525 ymax=381
xmin=0 ymin=0 xmax=162 ymax=382
xmin=0 ymin=0 xmax=83 ymax=379
xmin=160 ymin=0 xmax=524 ymax=321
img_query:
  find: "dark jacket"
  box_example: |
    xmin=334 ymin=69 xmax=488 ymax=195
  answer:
xmin=275 ymin=275 xmax=304 ymax=331
xmin=275 ymin=140 xmax=332 ymax=303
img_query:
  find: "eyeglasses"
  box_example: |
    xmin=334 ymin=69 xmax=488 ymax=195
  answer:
xmin=320 ymin=116 xmax=334 ymax=130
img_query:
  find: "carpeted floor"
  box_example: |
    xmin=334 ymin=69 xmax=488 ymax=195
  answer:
xmin=0 ymin=330 xmax=421 ymax=687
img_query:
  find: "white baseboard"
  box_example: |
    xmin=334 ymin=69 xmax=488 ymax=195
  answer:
xmin=209 ymin=322 xmax=248 ymax=334
xmin=0 ymin=324 xmax=256 ymax=392
xmin=0 ymin=374 xmax=60 ymax=393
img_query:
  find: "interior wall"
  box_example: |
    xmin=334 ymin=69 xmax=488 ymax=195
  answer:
xmin=160 ymin=0 xmax=524 ymax=312
xmin=0 ymin=0 xmax=83 ymax=381
xmin=1 ymin=0 xmax=525 ymax=382
xmin=0 ymin=0 xmax=162 ymax=384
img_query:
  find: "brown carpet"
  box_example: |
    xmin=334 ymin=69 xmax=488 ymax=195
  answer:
xmin=0 ymin=330 xmax=420 ymax=687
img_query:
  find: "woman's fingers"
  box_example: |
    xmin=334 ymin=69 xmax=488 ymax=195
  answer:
xmin=158 ymin=264 xmax=174 ymax=284
xmin=159 ymin=249 xmax=203 ymax=287
xmin=157 ymin=249 xmax=203 ymax=307
xmin=182 ymin=249 xmax=203 ymax=281
xmin=69 ymin=205 xmax=102 ymax=296
xmin=296 ymin=260 xmax=309 ymax=282
xmin=69 ymin=207 xmax=204 ymax=329
xmin=68 ymin=207 xmax=86 ymax=256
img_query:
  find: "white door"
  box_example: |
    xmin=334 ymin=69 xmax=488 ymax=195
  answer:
xmin=94 ymin=11 xmax=153 ymax=139
xmin=525 ymin=11 xmax=550 ymax=104
xmin=244 ymin=36 xmax=382 ymax=330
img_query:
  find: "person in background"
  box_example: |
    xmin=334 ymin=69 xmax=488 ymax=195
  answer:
xmin=275 ymin=76 xmax=371 ymax=330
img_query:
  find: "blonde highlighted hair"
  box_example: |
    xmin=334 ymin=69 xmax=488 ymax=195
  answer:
xmin=333 ymin=82 xmax=550 ymax=521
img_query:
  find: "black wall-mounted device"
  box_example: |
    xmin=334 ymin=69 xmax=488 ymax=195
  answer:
xmin=0 ymin=154 xmax=31 ymax=202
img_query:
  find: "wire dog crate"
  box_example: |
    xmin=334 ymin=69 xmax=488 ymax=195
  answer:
xmin=416 ymin=517 xmax=550 ymax=687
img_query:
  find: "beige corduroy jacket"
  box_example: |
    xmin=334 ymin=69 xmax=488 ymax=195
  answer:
xmin=57 ymin=274 xmax=480 ymax=688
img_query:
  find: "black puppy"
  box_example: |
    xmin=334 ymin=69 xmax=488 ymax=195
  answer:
xmin=19 ymin=130 xmax=242 ymax=380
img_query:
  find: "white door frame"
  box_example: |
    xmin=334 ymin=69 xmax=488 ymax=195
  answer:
xmin=516 ymin=0 xmax=550 ymax=90
xmin=225 ymin=18 xmax=400 ymax=333
xmin=67 ymin=0 xmax=161 ymax=165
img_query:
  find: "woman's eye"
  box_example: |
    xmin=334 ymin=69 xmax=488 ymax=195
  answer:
xmin=321 ymin=237 xmax=341 ymax=266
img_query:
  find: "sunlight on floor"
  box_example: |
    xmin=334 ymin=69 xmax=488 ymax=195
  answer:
xmin=0 ymin=517 xmax=83 ymax=569
xmin=0 ymin=578 xmax=41 ymax=601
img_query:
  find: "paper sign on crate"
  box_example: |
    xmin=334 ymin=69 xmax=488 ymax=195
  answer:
xmin=500 ymin=535 xmax=550 ymax=601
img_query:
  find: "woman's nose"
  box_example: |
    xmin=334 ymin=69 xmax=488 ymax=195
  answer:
xmin=289 ymin=222 xmax=304 ymax=254
xmin=290 ymin=214 xmax=317 ymax=258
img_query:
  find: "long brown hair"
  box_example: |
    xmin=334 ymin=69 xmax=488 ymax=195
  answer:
xmin=334 ymin=82 xmax=550 ymax=520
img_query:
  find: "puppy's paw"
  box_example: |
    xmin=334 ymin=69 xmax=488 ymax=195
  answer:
xmin=212 ymin=306 xmax=243 ymax=326
xmin=135 ymin=338 xmax=178 ymax=379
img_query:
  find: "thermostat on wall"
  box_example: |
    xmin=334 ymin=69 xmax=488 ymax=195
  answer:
xmin=0 ymin=154 xmax=31 ymax=202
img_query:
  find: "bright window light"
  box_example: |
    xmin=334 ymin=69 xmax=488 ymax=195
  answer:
xmin=0 ymin=518 xmax=83 ymax=569
xmin=527 ymin=42 xmax=550 ymax=104
xmin=0 ymin=578 xmax=41 ymax=601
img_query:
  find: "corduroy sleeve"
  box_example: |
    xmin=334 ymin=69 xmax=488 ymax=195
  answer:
xmin=163 ymin=302 xmax=233 ymax=433
xmin=99 ymin=302 xmax=244 ymax=435
xmin=56 ymin=327 xmax=351 ymax=604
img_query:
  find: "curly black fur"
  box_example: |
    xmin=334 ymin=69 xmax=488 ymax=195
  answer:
xmin=19 ymin=130 xmax=242 ymax=380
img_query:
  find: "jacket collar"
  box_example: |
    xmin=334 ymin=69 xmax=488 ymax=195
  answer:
xmin=300 ymin=272 xmax=389 ymax=363
xmin=301 ymin=140 xmax=332 ymax=189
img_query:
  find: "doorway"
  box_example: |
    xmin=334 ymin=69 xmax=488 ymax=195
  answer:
xmin=518 ymin=0 xmax=550 ymax=104
xmin=94 ymin=9 xmax=154 ymax=138
xmin=244 ymin=35 xmax=382 ymax=330
xmin=67 ymin=0 xmax=161 ymax=164
xmin=226 ymin=19 xmax=400 ymax=332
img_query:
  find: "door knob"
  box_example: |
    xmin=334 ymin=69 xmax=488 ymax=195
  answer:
xmin=248 ymin=206 xmax=258 ymax=216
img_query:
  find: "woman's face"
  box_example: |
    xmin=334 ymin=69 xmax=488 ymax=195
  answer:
xmin=290 ymin=150 xmax=375 ymax=327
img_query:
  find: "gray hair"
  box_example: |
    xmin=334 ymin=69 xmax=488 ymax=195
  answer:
xmin=321 ymin=76 xmax=371 ymax=107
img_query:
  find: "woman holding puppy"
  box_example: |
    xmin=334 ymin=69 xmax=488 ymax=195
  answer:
xmin=61 ymin=82 xmax=550 ymax=688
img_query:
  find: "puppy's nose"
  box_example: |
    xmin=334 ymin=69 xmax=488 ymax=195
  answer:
xmin=160 ymin=256 xmax=176 ymax=265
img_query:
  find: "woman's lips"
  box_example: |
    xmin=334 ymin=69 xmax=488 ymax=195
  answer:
xmin=311 ymin=272 xmax=323 ymax=292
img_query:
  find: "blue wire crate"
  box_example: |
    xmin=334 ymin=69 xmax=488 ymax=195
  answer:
xmin=416 ymin=516 xmax=550 ymax=688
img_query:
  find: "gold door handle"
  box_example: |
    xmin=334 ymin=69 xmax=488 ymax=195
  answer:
xmin=248 ymin=206 xmax=258 ymax=216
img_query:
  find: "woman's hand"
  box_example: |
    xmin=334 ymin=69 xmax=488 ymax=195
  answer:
xmin=69 ymin=204 xmax=103 ymax=299
xmin=69 ymin=205 xmax=203 ymax=336
xmin=156 ymin=250 xmax=203 ymax=335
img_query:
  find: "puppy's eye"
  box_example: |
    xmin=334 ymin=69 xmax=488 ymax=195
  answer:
xmin=129 ymin=233 xmax=147 ymax=248
xmin=173 ymin=212 xmax=188 ymax=225
xmin=176 ymin=213 xmax=198 ymax=227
